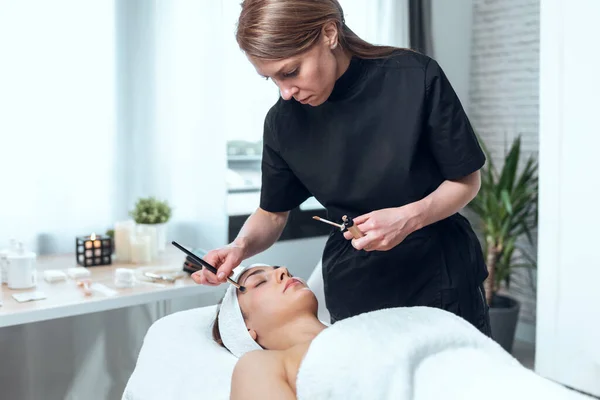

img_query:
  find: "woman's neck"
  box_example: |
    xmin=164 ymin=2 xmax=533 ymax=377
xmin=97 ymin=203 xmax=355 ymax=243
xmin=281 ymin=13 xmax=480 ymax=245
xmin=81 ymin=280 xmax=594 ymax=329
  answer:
xmin=334 ymin=49 xmax=352 ymax=80
xmin=267 ymin=314 xmax=327 ymax=350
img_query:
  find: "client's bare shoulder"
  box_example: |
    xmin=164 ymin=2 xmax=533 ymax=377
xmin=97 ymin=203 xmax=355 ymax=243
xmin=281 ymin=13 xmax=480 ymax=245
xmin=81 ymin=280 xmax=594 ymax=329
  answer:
xmin=230 ymin=350 xmax=292 ymax=399
xmin=230 ymin=343 xmax=311 ymax=400
xmin=282 ymin=341 xmax=312 ymax=395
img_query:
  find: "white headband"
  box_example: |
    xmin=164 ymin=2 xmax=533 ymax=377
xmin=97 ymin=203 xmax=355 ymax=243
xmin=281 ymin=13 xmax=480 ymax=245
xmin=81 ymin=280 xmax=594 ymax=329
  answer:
xmin=217 ymin=264 xmax=267 ymax=358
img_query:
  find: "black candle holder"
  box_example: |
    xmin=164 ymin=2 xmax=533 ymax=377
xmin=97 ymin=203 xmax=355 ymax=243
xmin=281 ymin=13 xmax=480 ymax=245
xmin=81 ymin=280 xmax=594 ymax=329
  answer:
xmin=76 ymin=233 xmax=113 ymax=267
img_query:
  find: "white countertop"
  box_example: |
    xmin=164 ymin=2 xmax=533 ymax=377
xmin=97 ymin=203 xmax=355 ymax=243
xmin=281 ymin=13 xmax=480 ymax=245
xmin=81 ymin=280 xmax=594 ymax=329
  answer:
xmin=0 ymin=249 xmax=224 ymax=328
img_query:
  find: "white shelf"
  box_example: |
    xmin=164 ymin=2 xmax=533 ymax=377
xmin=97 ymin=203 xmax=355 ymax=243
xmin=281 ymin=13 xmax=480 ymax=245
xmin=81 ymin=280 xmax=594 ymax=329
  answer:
xmin=227 ymin=155 xmax=262 ymax=162
xmin=227 ymin=193 xmax=324 ymax=216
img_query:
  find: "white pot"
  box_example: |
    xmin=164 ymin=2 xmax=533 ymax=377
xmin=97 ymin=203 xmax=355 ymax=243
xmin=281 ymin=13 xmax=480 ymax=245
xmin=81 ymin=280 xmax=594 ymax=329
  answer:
xmin=136 ymin=223 xmax=167 ymax=259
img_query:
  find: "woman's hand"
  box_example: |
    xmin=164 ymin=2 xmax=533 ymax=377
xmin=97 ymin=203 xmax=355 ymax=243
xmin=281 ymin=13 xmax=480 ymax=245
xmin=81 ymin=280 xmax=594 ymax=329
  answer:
xmin=343 ymin=171 xmax=483 ymax=252
xmin=191 ymin=207 xmax=289 ymax=285
xmin=343 ymin=204 xmax=424 ymax=251
xmin=191 ymin=244 xmax=245 ymax=285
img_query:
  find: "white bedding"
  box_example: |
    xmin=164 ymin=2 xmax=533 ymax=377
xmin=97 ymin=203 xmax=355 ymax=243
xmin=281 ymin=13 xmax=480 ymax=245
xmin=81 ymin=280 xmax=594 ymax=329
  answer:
xmin=122 ymin=305 xmax=236 ymax=400
xmin=123 ymin=305 xmax=591 ymax=400
xmin=296 ymin=307 xmax=589 ymax=400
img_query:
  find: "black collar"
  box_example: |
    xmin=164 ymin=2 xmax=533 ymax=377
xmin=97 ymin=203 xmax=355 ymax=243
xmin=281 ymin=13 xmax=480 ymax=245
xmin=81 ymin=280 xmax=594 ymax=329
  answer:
xmin=327 ymin=56 xmax=365 ymax=102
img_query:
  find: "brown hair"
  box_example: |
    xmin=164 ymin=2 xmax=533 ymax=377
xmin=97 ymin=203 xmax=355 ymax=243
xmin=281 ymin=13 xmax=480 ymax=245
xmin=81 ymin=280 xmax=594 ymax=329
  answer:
xmin=212 ymin=266 xmax=283 ymax=349
xmin=212 ymin=304 xmax=226 ymax=348
xmin=211 ymin=297 xmax=249 ymax=349
xmin=236 ymin=0 xmax=405 ymax=60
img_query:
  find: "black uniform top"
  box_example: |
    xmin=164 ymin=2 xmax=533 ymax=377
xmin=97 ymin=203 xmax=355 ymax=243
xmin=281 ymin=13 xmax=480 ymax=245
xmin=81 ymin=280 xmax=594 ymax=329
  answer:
xmin=259 ymin=50 xmax=488 ymax=325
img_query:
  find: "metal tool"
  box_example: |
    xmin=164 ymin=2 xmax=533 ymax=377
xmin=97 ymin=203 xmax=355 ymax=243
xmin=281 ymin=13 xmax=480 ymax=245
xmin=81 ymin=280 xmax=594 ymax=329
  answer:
xmin=144 ymin=272 xmax=177 ymax=283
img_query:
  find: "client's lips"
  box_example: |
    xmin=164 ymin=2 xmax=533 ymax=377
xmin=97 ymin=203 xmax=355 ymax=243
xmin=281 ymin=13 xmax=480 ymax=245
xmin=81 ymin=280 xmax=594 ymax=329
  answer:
xmin=283 ymin=278 xmax=302 ymax=293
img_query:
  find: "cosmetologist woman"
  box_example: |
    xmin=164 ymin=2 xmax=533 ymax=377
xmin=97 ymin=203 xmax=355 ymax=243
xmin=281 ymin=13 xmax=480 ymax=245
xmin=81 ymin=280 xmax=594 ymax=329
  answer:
xmin=194 ymin=0 xmax=491 ymax=336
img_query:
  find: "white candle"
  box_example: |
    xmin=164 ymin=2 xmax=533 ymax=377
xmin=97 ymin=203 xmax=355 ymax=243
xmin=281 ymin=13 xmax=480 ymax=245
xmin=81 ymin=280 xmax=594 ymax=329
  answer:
xmin=114 ymin=220 xmax=135 ymax=262
xmin=0 ymin=249 xmax=8 ymax=284
xmin=130 ymin=234 xmax=152 ymax=264
xmin=136 ymin=224 xmax=159 ymax=260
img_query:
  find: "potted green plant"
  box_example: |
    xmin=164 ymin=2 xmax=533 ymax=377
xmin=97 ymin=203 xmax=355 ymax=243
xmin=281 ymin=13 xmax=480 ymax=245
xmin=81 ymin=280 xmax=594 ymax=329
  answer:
xmin=467 ymin=135 xmax=538 ymax=352
xmin=105 ymin=229 xmax=115 ymax=254
xmin=129 ymin=197 xmax=172 ymax=258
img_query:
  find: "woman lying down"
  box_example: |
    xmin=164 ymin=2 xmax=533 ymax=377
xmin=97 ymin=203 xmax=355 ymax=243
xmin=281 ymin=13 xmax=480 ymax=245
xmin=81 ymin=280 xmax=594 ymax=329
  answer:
xmin=212 ymin=265 xmax=578 ymax=400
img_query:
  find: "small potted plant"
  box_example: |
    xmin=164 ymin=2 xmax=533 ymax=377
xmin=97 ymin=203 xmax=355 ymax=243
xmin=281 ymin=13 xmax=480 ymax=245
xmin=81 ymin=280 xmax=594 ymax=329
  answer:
xmin=129 ymin=197 xmax=172 ymax=257
xmin=105 ymin=229 xmax=115 ymax=254
xmin=468 ymin=135 xmax=538 ymax=352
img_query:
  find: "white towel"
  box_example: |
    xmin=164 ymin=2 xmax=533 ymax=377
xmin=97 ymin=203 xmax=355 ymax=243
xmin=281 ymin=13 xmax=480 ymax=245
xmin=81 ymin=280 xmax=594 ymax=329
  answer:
xmin=296 ymin=307 xmax=589 ymax=400
xmin=217 ymin=265 xmax=263 ymax=358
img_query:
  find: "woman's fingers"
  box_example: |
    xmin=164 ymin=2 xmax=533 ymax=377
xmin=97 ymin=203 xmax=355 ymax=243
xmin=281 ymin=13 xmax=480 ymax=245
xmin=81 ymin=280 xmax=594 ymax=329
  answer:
xmin=343 ymin=216 xmax=370 ymax=240
xmin=351 ymin=233 xmax=376 ymax=251
xmin=192 ymin=269 xmax=220 ymax=285
xmin=190 ymin=245 xmax=243 ymax=285
xmin=191 ymin=249 xmax=224 ymax=285
xmin=216 ymin=260 xmax=237 ymax=282
xmin=352 ymin=213 xmax=370 ymax=225
xmin=191 ymin=271 xmax=202 ymax=284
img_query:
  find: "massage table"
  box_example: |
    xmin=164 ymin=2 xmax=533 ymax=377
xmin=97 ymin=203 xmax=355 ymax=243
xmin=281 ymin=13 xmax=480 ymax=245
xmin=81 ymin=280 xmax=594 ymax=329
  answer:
xmin=122 ymin=261 xmax=592 ymax=400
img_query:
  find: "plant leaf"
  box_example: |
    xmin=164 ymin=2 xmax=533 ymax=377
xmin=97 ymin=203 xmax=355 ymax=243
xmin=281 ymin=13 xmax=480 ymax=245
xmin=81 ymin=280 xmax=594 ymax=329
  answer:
xmin=498 ymin=136 xmax=521 ymax=193
xmin=501 ymin=189 xmax=513 ymax=214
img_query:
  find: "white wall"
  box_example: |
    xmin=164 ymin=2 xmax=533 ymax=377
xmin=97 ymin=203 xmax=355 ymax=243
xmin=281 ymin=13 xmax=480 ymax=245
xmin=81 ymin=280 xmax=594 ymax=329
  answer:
xmin=536 ymin=0 xmax=600 ymax=396
xmin=432 ymin=0 xmax=543 ymax=344
xmin=431 ymin=0 xmax=474 ymax=112
xmin=465 ymin=0 xmax=541 ymax=343
xmin=468 ymin=0 xmax=540 ymax=165
xmin=0 ymin=2 xmax=227 ymax=398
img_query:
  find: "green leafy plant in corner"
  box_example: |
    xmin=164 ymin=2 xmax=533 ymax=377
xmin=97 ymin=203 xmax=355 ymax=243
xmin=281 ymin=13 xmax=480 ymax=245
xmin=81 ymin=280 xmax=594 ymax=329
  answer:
xmin=129 ymin=197 xmax=172 ymax=224
xmin=467 ymin=135 xmax=538 ymax=305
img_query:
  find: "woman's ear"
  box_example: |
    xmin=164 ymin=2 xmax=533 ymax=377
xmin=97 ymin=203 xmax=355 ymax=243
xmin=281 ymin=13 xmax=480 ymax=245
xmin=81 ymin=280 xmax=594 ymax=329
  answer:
xmin=248 ymin=329 xmax=257 ymax=341
xmin=322 ymin=22 xmax=339 ymax=49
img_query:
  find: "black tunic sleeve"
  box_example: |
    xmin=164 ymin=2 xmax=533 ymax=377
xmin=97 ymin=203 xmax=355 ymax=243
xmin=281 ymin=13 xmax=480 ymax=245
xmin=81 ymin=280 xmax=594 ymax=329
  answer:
xmin=259 ymin=110 xmax=311 ymax=212
xmin=424 ymin=59 xmax=486 ymax=180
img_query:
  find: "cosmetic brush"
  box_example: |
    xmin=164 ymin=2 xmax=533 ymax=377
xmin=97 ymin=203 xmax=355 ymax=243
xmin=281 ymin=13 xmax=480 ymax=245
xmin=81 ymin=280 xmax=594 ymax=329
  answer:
xmin=312 ymin=215 xmax=365 ymax=239
xmin=312 ymin=216 xmax=344 ymax=231
xmin=171 ymin=241 xmax=246 ymax=292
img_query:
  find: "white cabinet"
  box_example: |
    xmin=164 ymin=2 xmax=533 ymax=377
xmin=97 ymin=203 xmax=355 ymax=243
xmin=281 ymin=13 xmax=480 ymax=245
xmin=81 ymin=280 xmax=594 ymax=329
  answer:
xmin=537 ymin=1 xmax=600 ymax=397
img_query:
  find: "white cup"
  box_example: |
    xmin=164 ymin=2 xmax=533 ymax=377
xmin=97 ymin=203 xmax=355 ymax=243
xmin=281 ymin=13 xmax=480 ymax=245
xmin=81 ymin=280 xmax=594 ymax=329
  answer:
xmin=7 ymin=250 xmax=37 ymax=290
xmin=114 ymin=268 xmax=135 ymax=288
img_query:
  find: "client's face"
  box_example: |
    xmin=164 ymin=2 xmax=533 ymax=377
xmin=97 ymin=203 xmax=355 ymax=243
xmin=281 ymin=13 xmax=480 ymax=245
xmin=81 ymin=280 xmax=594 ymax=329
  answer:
xmin=236 ymin=266 xmax=317 ymax=341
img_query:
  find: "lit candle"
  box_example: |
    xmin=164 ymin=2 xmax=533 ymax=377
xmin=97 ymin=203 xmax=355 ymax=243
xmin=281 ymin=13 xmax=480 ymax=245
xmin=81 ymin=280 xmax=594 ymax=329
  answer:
xmin=90 ymin=232 xmax=100 ymax=248
xmin=76 ymin=232 xmax=112 ymax=267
